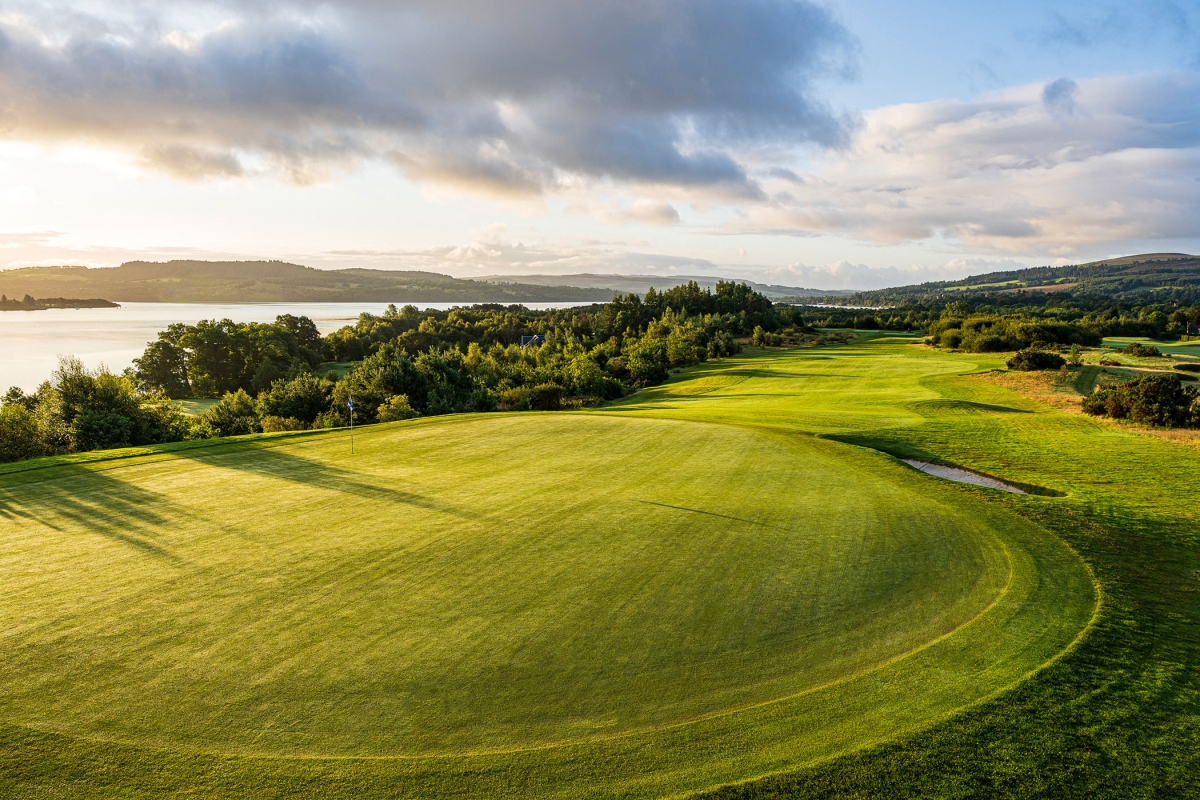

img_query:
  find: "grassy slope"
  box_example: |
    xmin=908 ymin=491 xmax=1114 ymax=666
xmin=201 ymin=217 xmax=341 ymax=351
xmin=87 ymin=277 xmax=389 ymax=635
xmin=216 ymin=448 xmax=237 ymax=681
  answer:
xmin=1102 ymin=336 xmax=1200 ymax=359
xmin=0 ymin=339 xmax=1120 ymax=798
xmin=659 ymin=340 xmax=1200 ymax=798
xmin=824 ymin=252 xmax=1200 ymax=304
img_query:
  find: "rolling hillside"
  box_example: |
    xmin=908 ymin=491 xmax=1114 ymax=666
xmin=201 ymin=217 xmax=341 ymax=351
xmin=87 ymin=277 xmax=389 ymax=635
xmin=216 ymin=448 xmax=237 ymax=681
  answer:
xmin=478 ymin=272 xmax=849 ymax=299
xmin=0 ymin=261 xmax=614 ymax=304
xmin=4 ymin=337 xmax=1200 ymax=797
xmin=803 ymin=253 xmax=1200 ymax=306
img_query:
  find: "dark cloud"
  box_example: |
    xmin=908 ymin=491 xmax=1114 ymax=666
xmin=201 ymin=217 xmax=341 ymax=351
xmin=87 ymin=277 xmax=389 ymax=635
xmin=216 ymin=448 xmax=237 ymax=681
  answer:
xmin=1042 ymin=77 xmax=1078 ymax=116
xmin=0 ymin=0 xmax=857 ymax=193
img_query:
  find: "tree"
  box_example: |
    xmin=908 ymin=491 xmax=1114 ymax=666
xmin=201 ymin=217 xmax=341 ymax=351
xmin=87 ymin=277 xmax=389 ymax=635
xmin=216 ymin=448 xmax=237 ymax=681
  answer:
xmin=1083 ymin=374 xmax=1197 ymax=428
xmin=1007 ymin=349 xmax=1066 ymax=371
xmin=528 ymin=383 xmax=564 ymax=411
xmin=256 ymin=373 xmax=332 ymax=427
xmin=376 ymin=395 xmax=419 ymax=422
xmin=199 ymin=390 xmax=260 ymax=437
xmin=625 ymin=339 xmax=670 ymax=385
xmin=134 ymin=340 xmax=190 ymax=398
xmin=0 ymin=404 xmax=47 ymax=463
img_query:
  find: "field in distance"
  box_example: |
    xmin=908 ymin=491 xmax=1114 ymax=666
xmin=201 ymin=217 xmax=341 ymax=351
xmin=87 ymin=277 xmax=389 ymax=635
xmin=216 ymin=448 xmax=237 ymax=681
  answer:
xmin=11 ymin=335 xmax=1199 ymax=798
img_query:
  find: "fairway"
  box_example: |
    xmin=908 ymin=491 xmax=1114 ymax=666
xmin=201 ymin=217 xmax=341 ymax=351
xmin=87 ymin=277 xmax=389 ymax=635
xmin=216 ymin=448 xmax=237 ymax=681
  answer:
xmin=0 ymin=342 xmax=1099 ymax=798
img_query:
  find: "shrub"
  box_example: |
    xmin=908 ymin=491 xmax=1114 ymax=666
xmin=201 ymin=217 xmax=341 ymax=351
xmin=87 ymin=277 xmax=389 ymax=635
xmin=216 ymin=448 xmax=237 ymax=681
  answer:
xmin=1007 ymin=349 xmax=1066 ymax=371
xmin=260 ymin=415 xmax=305 ymax=432
xmin=0 ymin=403 xmax=47 ymax=463
xmin=567 ymin=355 xmax=622 ymax=399
xmin=528 ymin=383 xmax=564 ymax=411
xmin=625 ymin=339 xmax=670 ymax=385
xmin=256 ymin=373 xmax=331 ymax=426
xmin=200 ymin=390 xmax=260 ymax=437
xmin=706 ymin=331 xmax=740 ymax=359
xmin=311 ymin=410 xmax=343 ymax=429
xmin=496 ymin=386 xmax=531 ymax=411
xmin=1082 ymin=373 xmax=1197 ymax=428
xmin=376 ymin=395 xmax=419 ymax=422
xmin=929 ymin=315 xmax=1100 ymax=352
xmin=71 ymin=410 xmax=134 ymax=451
xmin=1120 ymin=342 xmax=1162 ymax=358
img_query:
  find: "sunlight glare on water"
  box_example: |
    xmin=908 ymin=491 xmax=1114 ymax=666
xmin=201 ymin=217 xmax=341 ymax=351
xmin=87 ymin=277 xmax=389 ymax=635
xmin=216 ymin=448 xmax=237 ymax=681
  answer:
xmin=0 ymin=301 xmax=582 ymax=391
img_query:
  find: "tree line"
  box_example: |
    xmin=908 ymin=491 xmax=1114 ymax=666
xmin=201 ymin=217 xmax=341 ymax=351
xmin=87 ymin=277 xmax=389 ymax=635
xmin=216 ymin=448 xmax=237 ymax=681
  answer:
xmin=0 ymin=282 xmax=789 ymax=463
xmin=795 ymin=295 xmax=1200 ymax=347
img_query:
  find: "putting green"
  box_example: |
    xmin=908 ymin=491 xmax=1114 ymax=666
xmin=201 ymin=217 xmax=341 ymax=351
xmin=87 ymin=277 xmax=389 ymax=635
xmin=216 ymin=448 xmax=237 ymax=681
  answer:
xmin=0 ymin=365 xmax=1097 ymax=797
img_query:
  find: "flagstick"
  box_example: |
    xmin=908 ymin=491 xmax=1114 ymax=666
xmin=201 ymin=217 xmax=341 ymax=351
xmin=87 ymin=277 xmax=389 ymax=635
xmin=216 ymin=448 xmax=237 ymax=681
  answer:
xmin=349 ymin=395 xmax=355 ymax=454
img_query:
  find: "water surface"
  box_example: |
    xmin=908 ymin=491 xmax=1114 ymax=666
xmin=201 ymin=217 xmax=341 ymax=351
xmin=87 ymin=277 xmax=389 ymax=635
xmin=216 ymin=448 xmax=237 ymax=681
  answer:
xmin=0 ymin=301 xmax=581 ymax=391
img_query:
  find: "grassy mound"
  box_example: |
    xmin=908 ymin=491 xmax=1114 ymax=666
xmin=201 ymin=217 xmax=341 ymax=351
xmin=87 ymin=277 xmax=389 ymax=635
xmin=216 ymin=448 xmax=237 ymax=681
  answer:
xmin=0 ymin=342 xmax=1101 ymax=798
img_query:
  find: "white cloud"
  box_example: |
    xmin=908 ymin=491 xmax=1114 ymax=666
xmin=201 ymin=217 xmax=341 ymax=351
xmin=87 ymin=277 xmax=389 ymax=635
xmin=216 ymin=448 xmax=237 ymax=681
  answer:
xmin=758 ymin=257 xmax=1030 ymax=291
xmin=743 ymin=72 xmax=1200 ymax=257
xmin=591 ymin=200 xmax=681 ymax=226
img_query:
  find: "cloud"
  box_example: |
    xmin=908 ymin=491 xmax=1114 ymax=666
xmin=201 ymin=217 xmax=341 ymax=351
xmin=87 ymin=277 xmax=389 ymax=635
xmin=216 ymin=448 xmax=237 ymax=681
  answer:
xmin=760 ymin=257 xmax=1032 ymax=291
xmin=1042 ymin=77 xmax=1078 ymax=116
xmin=0 ymin=230 xmax=65 ymax=249
xmin=743 ymin=71 xmax=1200 ymax=256
xmin=139 ymin=144 xmax=244 ymax=180
xmin=316 ymin=233 xmax=717 ymax=276
xmin=594 ymin=200 xmax=681 ymax=226
xmin=0 ymin=0 xmax=857 ymax=195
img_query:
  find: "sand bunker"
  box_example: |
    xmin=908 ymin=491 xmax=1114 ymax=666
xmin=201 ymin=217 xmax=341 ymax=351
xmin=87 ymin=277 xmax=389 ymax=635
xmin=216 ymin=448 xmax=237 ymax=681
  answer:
xmin=903 ymin=459 xmax=1025 ymax=494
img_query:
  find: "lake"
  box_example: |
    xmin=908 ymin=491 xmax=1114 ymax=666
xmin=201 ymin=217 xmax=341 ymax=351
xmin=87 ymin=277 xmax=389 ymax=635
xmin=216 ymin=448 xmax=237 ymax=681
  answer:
xmin=0 ymin=301 xmax=585 ymax=392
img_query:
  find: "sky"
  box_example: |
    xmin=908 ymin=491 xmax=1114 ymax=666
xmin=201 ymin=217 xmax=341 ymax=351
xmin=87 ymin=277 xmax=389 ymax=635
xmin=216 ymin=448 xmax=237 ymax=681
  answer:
xmin=0 ymin=0 xmax=1197 ymax=290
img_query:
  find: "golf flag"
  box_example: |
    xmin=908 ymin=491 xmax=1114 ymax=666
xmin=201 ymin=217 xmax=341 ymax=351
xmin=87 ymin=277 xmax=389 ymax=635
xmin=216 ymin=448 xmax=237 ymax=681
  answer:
xmin=347 ymin=397 xmax=354 ymax=412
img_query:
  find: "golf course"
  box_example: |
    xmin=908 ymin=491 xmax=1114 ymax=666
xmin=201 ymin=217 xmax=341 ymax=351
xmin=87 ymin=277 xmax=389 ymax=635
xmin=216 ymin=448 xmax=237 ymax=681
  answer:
xmin=3 ymin=334 xmax=1199 ymax=798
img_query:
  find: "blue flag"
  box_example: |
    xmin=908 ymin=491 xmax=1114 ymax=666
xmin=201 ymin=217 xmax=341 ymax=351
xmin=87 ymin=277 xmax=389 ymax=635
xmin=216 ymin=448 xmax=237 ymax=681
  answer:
xmin=347 ymin=397 xmax=354 ymax=411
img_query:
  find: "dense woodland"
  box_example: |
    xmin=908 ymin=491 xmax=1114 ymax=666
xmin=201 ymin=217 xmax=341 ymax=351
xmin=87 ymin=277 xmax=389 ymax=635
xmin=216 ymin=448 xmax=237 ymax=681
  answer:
xmin=0 ymin=282 xmax=783 ymax=461
xmin=801 ymin=253 xmax=1200 ymax=306
xmin=0 ymin=261 xmax=612 ymax=304
xmin=800 ymin=295 xmax=1200 ymax=352
xmin=6 ymin=283 xmax=1200 ymax=463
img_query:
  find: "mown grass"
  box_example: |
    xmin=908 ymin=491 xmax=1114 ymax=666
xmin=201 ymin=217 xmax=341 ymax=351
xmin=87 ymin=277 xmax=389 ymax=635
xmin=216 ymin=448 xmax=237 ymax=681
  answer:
xmin=176 ymin=397 xmax=218 ymax=416
xmin=1102 ymin=336 xmax=1200 ymax=359
xmin=637 ymin=339 xmax=1200 ymax=799
xmin=7 ymin=335 xmax=1188 ymax=798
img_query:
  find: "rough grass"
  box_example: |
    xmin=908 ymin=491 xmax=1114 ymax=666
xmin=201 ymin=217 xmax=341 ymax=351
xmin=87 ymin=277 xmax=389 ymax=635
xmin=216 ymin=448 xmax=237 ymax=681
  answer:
xmin=976 ymin=364 xmax=1200 ymax=448
xmin=0 ymin=337 xmax=1151 ymax=799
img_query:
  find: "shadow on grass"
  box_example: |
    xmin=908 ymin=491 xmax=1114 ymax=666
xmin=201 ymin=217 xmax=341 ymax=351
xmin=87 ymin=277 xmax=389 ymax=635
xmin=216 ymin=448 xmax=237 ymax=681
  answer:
xmin=176 ymin=441 xmax=477 ymax=521
xmin=0 ymin=466 xmax=183 ymax=562
xmin=635 ymin=500 xmax=790 ymax=531
xmin=910 ymin=399 xmax=1035 ymax=415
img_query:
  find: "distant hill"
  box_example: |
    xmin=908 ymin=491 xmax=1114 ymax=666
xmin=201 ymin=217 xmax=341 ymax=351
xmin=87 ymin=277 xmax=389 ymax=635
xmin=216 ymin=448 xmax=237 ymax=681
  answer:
xmin=0 ymin=261 xmax=614 ymax=304
xmin=478 ymin=272 xmax=850 ymax=300
xmin=810 ymin=253 xmax=1200 ymax=306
